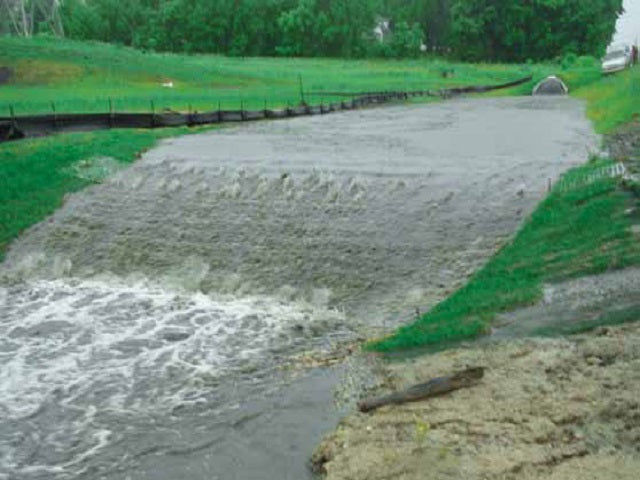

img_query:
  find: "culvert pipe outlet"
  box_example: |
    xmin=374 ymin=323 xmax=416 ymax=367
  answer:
xmin=532 ymin=75 xmax=569 ymax=95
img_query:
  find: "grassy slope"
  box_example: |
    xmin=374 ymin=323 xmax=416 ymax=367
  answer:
xmin=0 ymin=126 xmax=216 ymax=261
xmin=574 ymin=66 xmax=640 ymax=133
xmin=0 ymin=36 xmax=528 ymax=115
xmin=371 ymin=65 xmax=640 ymax=351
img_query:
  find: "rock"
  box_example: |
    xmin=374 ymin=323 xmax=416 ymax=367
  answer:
xmin=159 ymin=329 xmax=191 ymax=342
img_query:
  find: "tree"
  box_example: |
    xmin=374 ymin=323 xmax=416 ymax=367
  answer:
xmin=382 ymin=0 xmax=451 ymax=51
xmin=277 ymin=0 xmax=380 ymax=57
xmin=1 ymin=0 xmax=64 ymax=37
xmin=389 ymin=21 xmax=424 ymax=58
xmin=449 ymin=0 xmax=624 ymax=62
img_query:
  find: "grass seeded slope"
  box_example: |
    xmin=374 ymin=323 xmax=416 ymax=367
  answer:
xmin=371 ymin=65 xmax=640 ymax=351
xmin=0 ymin=36 xmax=528 ymax=116
xmin=0 ymin=129 xmax=164 ymax=261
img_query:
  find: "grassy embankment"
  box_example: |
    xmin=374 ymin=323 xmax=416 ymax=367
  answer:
xmin=0 ymin=126 xmax=219 ymax=262
xmin=0 ymin=36 xmax=526 ymax=115
xmin=372 ymin=65 xmax=640 ymax=351
xmin=0 ymin=37 xmax=533 ymax=262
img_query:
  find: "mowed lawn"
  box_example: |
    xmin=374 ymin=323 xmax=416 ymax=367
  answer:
xmin=0 ymin=36 xmax=530 ymax=115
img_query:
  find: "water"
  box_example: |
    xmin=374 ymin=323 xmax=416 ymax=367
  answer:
xmin=0 ymin=97 xmax=597 ymax=479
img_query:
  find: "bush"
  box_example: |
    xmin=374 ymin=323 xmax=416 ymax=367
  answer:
xmin=561 ymin=52 xmax=578 ymax=70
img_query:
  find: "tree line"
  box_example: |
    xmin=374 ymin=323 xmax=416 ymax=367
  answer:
xmin=1 ymin=0 xmax=624 ymax=62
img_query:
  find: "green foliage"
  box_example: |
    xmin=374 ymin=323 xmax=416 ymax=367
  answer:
xmin=381 ymin=0 xmax=451 ymax=51
xmin=0 ymin=36 xmax=527 ymax=115
xmin=449 ymin=0 xmax=624 ymax=62
xmin=573 ymin=66 xmax=640 ymax=133
xmin=55 ymin=0 xmax=626 ymax=62
xmin=370 ymin=160 xmax=640 ymax=351
xmin=389 ymin=22 xmax=424 ymax=58
xmin=0 ymin=124 xmax=218 ymax=262
xmin=561 ymin=53 xmax=578 ymax=70
xmin=59 ymin=0 xmax=386 ymax=58
xmin=0 ymin=130 xmax=159 ymax=260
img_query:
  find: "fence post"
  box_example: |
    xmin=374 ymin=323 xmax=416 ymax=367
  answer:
xmin=218 ymin=101 xmax=221 ymax=122
xmin=298 ymin=74 xmax=306 ymax=105
xmin=9 ymin=105 xmax=17 ymax=129
xmin=150 ymin=100 xmax=155 ymax=128
xmin=51 ymin=101 xmax=57 ymax=129
xmin=108 ymin=98 xmax=113 ymax=127
xmin=264 ymin=98 xmax=268 ymax=117
xmin=240 ymin=100 xmax=245 ymax=121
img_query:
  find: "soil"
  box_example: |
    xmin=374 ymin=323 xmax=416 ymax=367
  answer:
xmin=606 ymin=121 xmax=640 ymax=166
xmin=312 ymin=322 xmax=640 ymax=479
xmin=493 ymin=267 xmax=640 ymax=338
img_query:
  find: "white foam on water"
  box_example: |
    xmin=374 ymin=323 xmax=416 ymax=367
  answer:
xmin=0 ymin=277 xmax=346 ymax=478
xmin=0 ymin=278 xmax=345 ymax=420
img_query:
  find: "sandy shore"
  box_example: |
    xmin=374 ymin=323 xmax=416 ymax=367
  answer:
xmin=313 ymin=322 xmax=640 ymax=479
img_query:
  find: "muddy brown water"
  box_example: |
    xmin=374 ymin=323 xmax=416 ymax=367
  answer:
xmin=0 ymin=97 xmax=597 ymax=480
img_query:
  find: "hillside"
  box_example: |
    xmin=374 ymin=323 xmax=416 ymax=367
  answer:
xmin=0 ymin=36 xmax=527 ymax=116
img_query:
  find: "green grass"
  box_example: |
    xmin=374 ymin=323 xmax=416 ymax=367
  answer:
xmin=573 ymin=65 xmax=640 ymax=133
xmin=370 ymin=160 xmax=640 ymax=351
xmin=370 ymin=59 xmax=640 ymax=351
xmin=0 ymin=125 xmax=216 ymax=261
xmin=0 ymin=36 xmax=535 ymax=262
xmin=3 ymin=37 xmax=639 ymax=350
xmin=0 ymin=36 xmax=530 ymax=116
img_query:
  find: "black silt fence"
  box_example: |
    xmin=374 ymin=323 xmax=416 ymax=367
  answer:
xmin=0 ymin=76 xmax=532 ymax=143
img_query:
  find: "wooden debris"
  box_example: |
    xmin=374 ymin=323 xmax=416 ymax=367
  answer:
xmin=357 ymin=366 xmax=484 ymax=413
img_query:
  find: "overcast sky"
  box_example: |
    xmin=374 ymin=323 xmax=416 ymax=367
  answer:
xmin=612 ymin=0 xmax=640 ymax=45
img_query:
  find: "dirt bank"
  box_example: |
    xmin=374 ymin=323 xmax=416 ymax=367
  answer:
xmin=313 ymin=322 xmax=640 ymax=479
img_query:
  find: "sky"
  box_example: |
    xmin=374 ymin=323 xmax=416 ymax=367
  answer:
xmin=612 ymin=0 xmax=640 ymax=45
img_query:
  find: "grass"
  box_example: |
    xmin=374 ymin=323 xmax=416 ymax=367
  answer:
xmin=2 ymin=38 xmax=639 ymax=350
xmin=0 ymin=36 xmax=536 ymax=262
xmin=0 ymin=36 xmax=531 ymax=116
xmin=0 ymin=125 xmax=216 ymax=261
xmin=369 ymin=61 xmax=640 ymax=351
xmin=573 ymin=65 xmax=640 ymax=133
xmin=370 ymin=159 xmax=640 ymax=351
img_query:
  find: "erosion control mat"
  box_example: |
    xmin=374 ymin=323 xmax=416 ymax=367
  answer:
xmin=0 ymin=76 xmax=532 ymax=142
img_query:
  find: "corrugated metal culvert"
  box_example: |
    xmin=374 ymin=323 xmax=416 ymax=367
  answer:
xmin=532 ymin=76 xmax=569 ymax=95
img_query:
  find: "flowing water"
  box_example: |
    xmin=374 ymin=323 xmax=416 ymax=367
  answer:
xmin=0 ymin=97 xmax=597 ymax=480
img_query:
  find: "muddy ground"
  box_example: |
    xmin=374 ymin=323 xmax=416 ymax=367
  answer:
xmin=313 ymin=322 xmax=640 ymax=480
